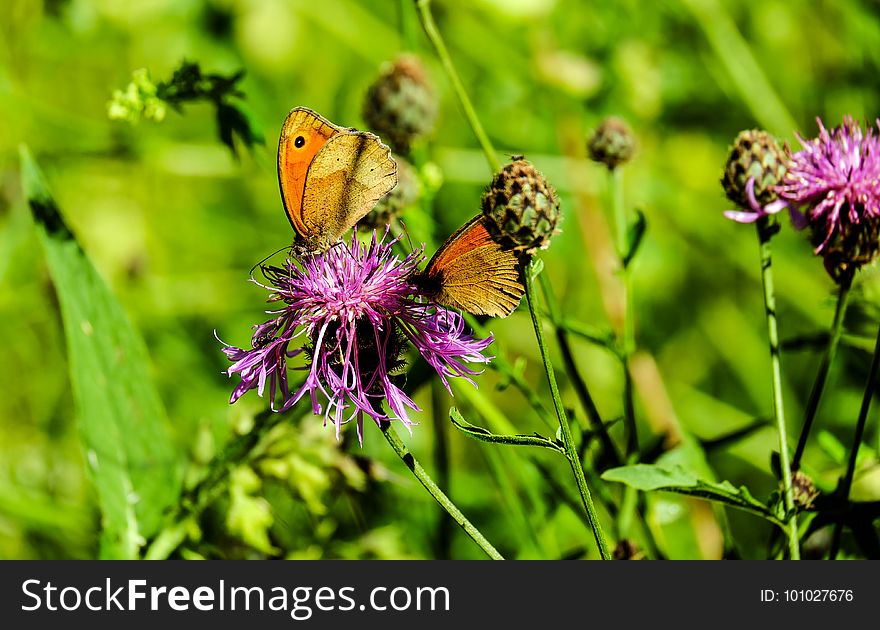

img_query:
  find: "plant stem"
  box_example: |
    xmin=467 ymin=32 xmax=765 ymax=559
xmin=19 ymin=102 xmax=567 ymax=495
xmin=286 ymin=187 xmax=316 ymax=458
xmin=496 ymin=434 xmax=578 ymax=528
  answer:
xmin=792 ymin=280 xmax=852 ymax=471
xmin=380 ymin=421 xmax=504 ymax=559
xmin=538 ymin=271 xmax=622 ymax=466
xmin=431 ymin=381 xmax=454 ymax=558
xmin=399 ymin=0 xmax=417 ymax=51
xmin=525 ymin=261 xmax=611 ymax=559
xmin=414 ymin=0 xmax=500 ymax=172
xmin=829 ymin=323 xmax=880 ymax=559
xmin=756 ymin=218 xmax=799 ymax=560
xmin=610 ymin=167 xmax=638 ymax=456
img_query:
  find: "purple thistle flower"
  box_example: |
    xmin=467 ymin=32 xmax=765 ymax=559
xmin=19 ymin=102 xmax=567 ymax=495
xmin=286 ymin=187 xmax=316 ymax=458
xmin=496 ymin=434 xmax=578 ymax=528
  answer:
xmin=776 ymin=116 xmax=880 ymax=253
xmin=219 ymin=231 xmax=494 ymax=445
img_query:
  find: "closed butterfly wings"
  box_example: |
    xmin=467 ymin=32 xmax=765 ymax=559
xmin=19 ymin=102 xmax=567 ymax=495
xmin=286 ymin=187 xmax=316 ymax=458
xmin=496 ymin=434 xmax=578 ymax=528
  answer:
xmin=278 ymin=107 xmax=398 ymax=253
xmin=415 ymin=216 xmax=525 ymax=318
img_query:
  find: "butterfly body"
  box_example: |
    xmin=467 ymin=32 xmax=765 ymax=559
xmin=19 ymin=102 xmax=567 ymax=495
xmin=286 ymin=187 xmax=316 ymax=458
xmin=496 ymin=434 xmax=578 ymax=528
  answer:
xmin=277 ymin=107 xmax=397 ymax=255
xmin=413 ymin=215 xmax=525 ymax=318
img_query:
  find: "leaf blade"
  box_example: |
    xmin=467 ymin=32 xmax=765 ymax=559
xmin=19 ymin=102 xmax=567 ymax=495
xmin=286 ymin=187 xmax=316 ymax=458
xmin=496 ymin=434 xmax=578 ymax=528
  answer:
xmin=601 ymin=463 xmax=782 ymax=526
xmin=20 ymin=145 xmax=181 ymax=558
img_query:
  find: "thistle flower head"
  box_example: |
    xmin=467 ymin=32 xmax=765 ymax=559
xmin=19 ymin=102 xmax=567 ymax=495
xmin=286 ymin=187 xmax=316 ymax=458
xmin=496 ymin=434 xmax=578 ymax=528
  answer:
xmin=363 ymin=55 xmax=437 ymax=154
xmin=481 ymin=158 xmax=562 ymax=255
xmin=587 ymin=117 xmax=636 ymax=170
xmin=220 ymin=232 xmax=493 ymax=445
xmin=721 ymin=129 xmax=790 ymax=224
xmin=360 ymin=155 xmax=421 ymax=230
xmin=777 ymin=117 xmax=880 ymax=281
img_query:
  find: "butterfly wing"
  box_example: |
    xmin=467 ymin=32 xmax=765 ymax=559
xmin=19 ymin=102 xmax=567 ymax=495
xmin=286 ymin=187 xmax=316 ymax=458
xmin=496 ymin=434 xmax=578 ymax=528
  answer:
xmin=277 ymin=107 xmax=341 ymax=243
xmin=300 ymin=132 xmax=398 ymax=250
xmin=417 ymin=215 xmax=524 ymax=317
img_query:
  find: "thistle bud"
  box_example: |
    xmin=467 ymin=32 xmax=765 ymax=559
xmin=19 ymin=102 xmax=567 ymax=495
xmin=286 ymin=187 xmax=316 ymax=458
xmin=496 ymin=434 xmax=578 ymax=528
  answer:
xmin=481 ymin=159 xmax=562 ymax=255
xmin=721 ymin=130 xmax=787 ymax=210
xmin=360 ymin=156 xmax=420 ymax=230
xmin=587 ymin=117 xmax=636 ymax=170
xmin=363 ymin=55 xmax=437 ymax=154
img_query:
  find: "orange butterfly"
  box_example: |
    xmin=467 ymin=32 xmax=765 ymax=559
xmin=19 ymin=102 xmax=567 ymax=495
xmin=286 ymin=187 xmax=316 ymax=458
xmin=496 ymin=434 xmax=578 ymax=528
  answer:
xmin=277 ymin=107 xmax=398 ymax=254
xmin=413 ymin=215 xmax=525 ymax=318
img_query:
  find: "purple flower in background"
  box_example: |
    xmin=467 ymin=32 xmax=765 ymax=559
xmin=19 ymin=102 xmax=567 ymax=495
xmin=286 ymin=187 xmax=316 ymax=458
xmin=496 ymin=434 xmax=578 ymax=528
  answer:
xmin=777 ymin=116 xmax=880 ymax=253
xmin=219 ymin=232 xmax=493 ymax=445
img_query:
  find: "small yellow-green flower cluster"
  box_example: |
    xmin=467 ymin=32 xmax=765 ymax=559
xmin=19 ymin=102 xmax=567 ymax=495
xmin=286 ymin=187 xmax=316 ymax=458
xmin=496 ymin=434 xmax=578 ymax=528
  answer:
xmin=107 ymin=68 xmax=167 ymax=123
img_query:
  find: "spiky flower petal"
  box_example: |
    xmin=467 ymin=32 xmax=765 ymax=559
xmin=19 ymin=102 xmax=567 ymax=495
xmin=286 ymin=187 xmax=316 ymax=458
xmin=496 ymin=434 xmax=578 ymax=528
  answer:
xmin=777 ymin=117 xmax=880 ymax=281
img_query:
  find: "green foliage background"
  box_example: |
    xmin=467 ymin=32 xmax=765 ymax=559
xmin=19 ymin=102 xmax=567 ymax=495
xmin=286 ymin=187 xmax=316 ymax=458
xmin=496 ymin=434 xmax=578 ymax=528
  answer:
xmin=1 ymin=0 xmax=879 ymax=559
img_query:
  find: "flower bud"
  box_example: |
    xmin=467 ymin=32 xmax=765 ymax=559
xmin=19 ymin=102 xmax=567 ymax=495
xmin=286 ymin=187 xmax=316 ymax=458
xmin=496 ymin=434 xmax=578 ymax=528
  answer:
xmin=481 ymin=159 xmax=562 ymax=255
xmin=721 ymin=130 xmax=787 ymax=210
xmin=361 ymin=156 xmax=420 ymax=230
xmin=587 ymin=117 xmax=636 ymax=170
xmin=363 ymin=55 xmax=437 ymax=154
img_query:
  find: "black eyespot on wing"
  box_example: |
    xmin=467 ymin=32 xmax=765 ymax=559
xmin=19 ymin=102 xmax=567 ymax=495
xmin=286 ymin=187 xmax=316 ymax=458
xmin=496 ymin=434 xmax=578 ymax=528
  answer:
xmin=294 ymin=136 xmax=305 ymax=148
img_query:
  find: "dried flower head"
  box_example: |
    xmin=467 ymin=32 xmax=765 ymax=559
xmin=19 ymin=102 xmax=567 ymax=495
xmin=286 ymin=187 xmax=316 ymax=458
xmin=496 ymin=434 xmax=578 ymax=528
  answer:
xmin=777 ymin=117 xmax=880 ymax=282
xmin=481 ymin=159 xmax=562 ymax=255
xmin=587 ymin=117 xmax=636 ymax=170
xmin=363 ymin=55 xmax=437 ymax=154
xmin=791 ymin=471 xmax=819 ymax=511
xmin=220 ymin=232 xmax=493 ymax=445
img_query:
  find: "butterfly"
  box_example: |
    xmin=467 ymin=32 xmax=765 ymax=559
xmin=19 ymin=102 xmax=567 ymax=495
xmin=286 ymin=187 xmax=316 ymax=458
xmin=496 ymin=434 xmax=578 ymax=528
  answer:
xmin=277 ymin=107 xmax=398 ymax=255
xmin=412 ymin=215 xmax=525 ymax=318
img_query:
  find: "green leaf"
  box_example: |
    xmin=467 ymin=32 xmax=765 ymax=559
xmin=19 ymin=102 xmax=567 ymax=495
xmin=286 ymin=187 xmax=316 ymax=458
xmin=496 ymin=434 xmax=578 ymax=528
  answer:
xmin=449 ymin=407 xmax=565 ymax=453
xmin=216 ymin=100 xmax=265 ymax=158
xmin=20 ymin=146 xmax=181 ymax=559
xmin=622 ymin=208 xmax=646 ymax=268
xmin=601 ymin=463 xmax=782 ymax=526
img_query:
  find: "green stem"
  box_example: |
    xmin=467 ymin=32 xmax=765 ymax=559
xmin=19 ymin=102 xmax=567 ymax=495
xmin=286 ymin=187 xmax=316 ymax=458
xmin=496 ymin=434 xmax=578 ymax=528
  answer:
xmin=792 ymin=279 xmax=852 ymax=471
xmin=538 ymin=271 xmax=622 ymax=466
xmin=380 ymin=421 xmax=504 ymax=559
xmin=610 ymin=167 xmax=637 ymax=456
xmin=829 ymin=323 xmax=880 ymax=559
xmin=525 ymin=261 xmax=611 ymax=559
xmin=414 ymin=0 xmax=501 ymax=172
xmin=756 ymin=219 xmax=799 ymax=560
xmin=399 ymin=0 xmax=417 ymax=51
xmin=431 ymin=381 xmax=454 ymax=558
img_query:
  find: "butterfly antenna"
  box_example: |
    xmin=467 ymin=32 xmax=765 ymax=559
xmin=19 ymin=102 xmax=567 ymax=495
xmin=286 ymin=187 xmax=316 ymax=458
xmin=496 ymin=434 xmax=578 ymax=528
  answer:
xmin=396 ymin=218 xmax=415 ymax=253
xmin=249 ymin=244 xmax=292 ymax=278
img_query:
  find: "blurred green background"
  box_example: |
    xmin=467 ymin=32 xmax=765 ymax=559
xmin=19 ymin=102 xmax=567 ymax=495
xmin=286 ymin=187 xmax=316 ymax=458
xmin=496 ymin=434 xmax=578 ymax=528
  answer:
xmin=2 ymin=0 xmax=879 ymax=559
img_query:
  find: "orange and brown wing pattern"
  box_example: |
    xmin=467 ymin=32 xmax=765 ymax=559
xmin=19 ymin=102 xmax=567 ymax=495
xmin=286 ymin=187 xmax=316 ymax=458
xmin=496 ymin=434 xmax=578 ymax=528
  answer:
xmin=417 ymin=215 xmax=524 ymax=317
xmin=301 ymin=131 xmax=397 ymax=250
xmin=277 ymin=107 xmax=340 ymax=243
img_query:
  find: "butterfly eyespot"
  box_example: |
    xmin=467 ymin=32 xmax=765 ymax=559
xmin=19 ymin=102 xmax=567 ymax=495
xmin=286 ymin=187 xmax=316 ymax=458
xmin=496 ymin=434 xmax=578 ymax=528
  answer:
xmin=294 ymin=136 xmax=306 ymax=148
